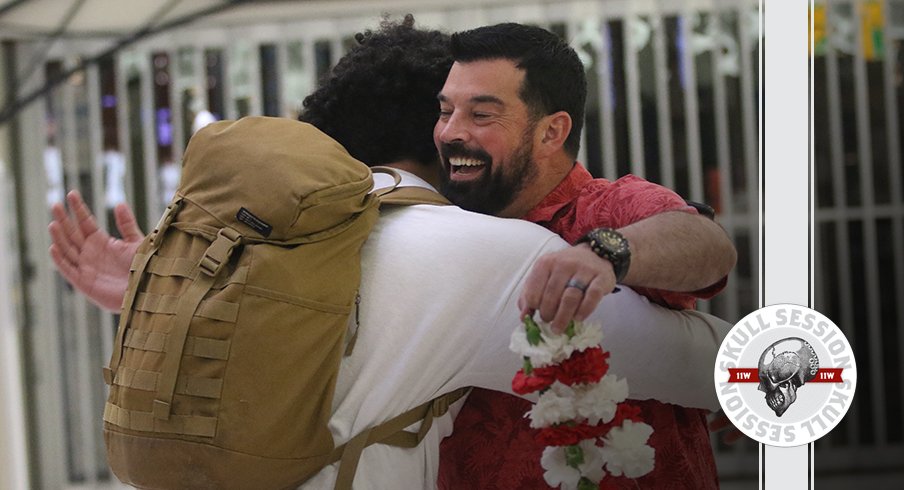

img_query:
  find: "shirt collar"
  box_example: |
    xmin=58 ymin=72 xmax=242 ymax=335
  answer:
xmin=522 ymin=163 xmax=592 ymax=223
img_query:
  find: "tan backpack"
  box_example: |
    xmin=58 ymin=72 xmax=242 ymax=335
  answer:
xmin=102 ymin=117 xmax=467 ymax=489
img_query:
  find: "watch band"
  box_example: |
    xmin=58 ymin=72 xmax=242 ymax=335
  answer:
xmin=577 ymin=227 xmax=631 ymax=283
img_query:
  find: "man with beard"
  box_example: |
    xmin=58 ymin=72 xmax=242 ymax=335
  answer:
xmin=435 ymin=23 xmax=736 ymax=489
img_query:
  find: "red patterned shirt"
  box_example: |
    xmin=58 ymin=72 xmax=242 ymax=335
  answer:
xmin=438 ymin=164 xmax=725 ymax=489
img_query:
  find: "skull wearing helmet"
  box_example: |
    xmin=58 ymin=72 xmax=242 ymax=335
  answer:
xmin=757 ymin=337 xmax=819 ymax=417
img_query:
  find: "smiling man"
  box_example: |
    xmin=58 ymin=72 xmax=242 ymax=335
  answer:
xmin=436 ymin=52 xmax=572 ymax=220
xmin=435 ymin=23 xmax=737 ymax=489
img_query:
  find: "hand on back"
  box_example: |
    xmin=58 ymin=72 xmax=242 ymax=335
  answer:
xmin=48 ymin=190 xmax=145 ymax=311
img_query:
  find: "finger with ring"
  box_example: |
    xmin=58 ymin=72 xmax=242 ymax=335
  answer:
xmin=565 ymin=278 xmax=589 ymax=293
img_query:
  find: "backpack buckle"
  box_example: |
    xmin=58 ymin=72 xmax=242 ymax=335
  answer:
xmin=198 ymin=228 xmax=242 ymax=277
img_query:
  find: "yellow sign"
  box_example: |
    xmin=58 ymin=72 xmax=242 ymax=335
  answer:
xmin=811 ymin=0 xmax=884 ymax=60
xmin=861 ymin=0 xmax=884 ymax=60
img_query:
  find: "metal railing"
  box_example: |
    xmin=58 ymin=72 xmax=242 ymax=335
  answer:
xmin=811 ymin=0 xmax=904 ymax=483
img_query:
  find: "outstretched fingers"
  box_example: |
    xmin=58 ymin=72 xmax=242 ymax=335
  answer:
xmin=67 ymin=190 xmax=101 ymax=241
xmin=113 ymin=202 xmax=144 ymax=242
xmin=48 ymin=220 xmax=82 ymax=267
xmin=50 ymin=200 xmax=86 ymax=251
xmin=49 ymin=243 xmax=82 ymax=286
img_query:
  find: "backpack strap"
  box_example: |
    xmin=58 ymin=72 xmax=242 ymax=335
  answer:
xmin=370 ymin=166 xmax=402 ymax=197
xmin=379 ymin=186 xmax=451 ymax=207
xmin=327 ymin=387 xmax=470 ymax=490
xmin=370 ymin=165 xmax=452 ymax=206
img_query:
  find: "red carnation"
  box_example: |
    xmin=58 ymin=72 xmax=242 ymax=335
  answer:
xmin=553 ymin=347 xmax=609 ymax=385
xmin=512 ymin=369 xmax=555 ymax=395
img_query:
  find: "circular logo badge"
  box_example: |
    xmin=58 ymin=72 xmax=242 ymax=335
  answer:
xmin=713 ymin=304 xmax=857 ymax=447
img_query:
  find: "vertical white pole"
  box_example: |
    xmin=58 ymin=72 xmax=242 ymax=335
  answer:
xmin=763 ymin=0 xmax=812 ymax=488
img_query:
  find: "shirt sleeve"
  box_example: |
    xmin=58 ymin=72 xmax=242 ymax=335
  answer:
xmin=585 ymin=175 xmax=695 ymax=229
xmin=581 ymin=288 xmax=730 ymax=411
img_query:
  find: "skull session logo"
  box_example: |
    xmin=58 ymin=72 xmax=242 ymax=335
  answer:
xmin=713 ymin=304 xmax=857 ymax=447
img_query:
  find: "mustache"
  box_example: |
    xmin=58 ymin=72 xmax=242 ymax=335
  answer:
xmin=439 ymin=142 xmax=492 ymax=164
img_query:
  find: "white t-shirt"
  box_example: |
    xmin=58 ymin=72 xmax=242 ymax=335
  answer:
xmin=301 ymin=170 xmax=729 ymax=489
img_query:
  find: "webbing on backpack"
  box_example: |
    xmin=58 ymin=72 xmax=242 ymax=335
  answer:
xmin=153 ymin=226 xmax=242 ymax=420
xmin=104 ymin=198 xmax=183 ymax=386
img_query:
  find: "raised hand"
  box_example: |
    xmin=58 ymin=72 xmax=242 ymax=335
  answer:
xmin=517 ymin=244 xmax=617 ymax=332
xmin=48 ymin=190 xmax=145 ymax=311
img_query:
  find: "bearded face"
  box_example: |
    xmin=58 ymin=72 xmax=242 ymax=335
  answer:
xmin=434 ymin=59 xmax=547 ymax=218
xmin=437 ymin=129 xmax=537 ymax=216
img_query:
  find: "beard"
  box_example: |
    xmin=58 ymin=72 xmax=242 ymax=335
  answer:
xmin=438 ymin=131 xmax=537 ymax=217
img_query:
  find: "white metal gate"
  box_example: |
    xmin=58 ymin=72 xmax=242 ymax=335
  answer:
xmin=812 ymin=0 xmax=904 ymax=483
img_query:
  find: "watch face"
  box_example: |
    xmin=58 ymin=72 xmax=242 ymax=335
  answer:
xmin=586 ymin=229 xmax=630 ymax=282
xmin=599 ymin=231 xmax=628 ymax=254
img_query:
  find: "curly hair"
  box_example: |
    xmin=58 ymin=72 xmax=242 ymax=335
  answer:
xmin=299 ymin=15 xmax=452 ymax=168
xmin=451 ymin=23 xmax=587 ymax=158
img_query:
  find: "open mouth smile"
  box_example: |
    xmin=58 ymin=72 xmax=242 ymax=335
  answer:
xmin=447 ymin=157 xmax=487 ymax=180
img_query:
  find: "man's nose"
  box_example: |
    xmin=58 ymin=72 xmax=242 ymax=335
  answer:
xmin=438 ymin=113 xmax=469 ymax=143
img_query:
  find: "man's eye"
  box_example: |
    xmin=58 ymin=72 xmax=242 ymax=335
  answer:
xmin=473 ymin=112 xmax=491 ymax=119
xmin=438 ymin=110 xmax=452 ymax=119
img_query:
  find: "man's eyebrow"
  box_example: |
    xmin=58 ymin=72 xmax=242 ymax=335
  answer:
xmin=470 ymin=95 xmax=504 ymax=106
xmin=436 ymin=93 xmax=505 ymax=106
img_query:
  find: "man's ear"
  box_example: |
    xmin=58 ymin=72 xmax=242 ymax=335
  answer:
xmin=535 ymin=111 xmax=572 ymax=157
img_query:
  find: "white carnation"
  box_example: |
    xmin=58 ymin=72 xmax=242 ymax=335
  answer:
xmin=530 ymin=382 xmax=577 ymax=428
xmin=575 ymin=439 xmax=606 ymax=483
xmin=510 ymin=329 xmax=554 ymax=366
xmin=541 ymin=440 xmax=607 ymax=489
xmin=510 ymin=320 xmax=605 ymax=367
xmin=539 ymin=333 xmax=572 ymax=365
xmin=569 ymin=321 xmax=604 ymax=351
xmin=541 ymin=446 xmax=581 ymax=490
xmin=600 ymin=420 xmax=655 ymax=478
xmin=572 ymin=375 xmax=628 ymax=424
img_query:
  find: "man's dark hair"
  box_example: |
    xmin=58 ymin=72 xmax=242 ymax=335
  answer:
xmin=300 ymin=15 xmax=452 ymax=167
xmin=450 ymin=23 xmax=586 ymax=158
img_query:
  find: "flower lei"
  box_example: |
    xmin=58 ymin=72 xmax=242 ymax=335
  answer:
xmin=510 ymin=315 xmax=655 ymax=489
